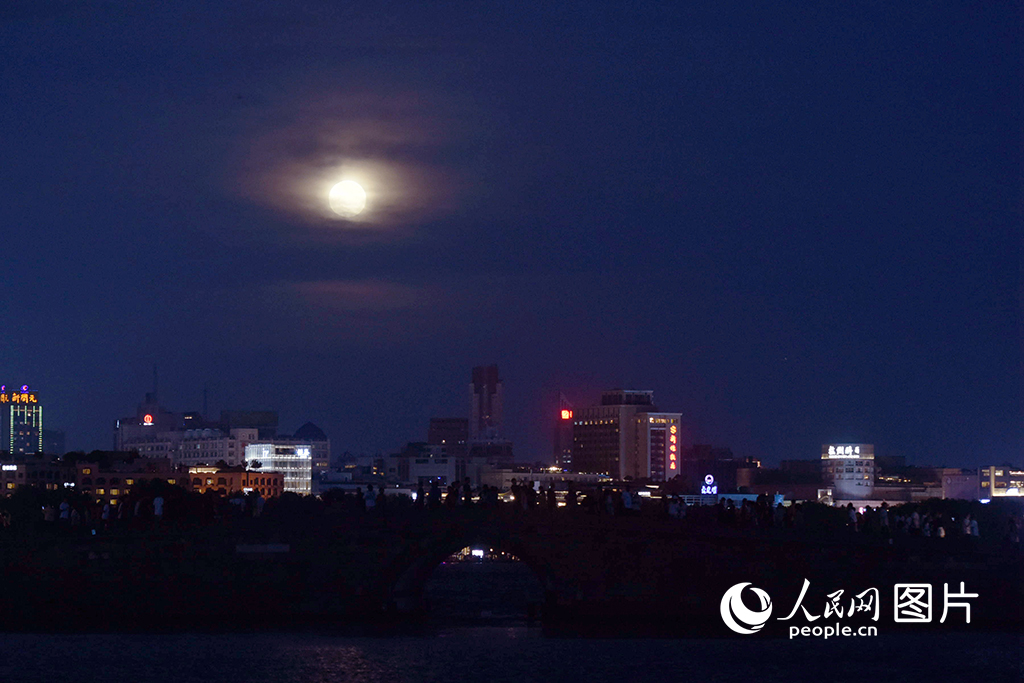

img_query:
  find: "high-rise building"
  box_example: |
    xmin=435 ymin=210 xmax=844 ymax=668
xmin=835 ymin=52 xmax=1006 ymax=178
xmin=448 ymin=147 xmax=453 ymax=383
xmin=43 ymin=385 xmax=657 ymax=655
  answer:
xmin=467 ymin=365 xmax=513 ymax=467
xmin=571 ymin=390 xmax=681 ymax=480
xmin=633 ymin=413 xmax=682 ymax=481
xmin=573 ymin=390 xmax=653 ymax=478
xmin=553 ymin=393 xmax=574 ymax=469
xmin=469 ymin=365 xmax=502 ymax=440
xmin=1 ymin=385 xmax=43 ymax=455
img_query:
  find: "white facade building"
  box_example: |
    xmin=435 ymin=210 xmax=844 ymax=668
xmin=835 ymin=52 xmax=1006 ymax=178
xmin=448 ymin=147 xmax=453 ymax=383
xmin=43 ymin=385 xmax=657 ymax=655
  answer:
xmin=245 ymin=442 xmax=313 ymax=495
xmin=821 ymin=444 xmax=875 ymax=500
xmin=128 ymin=428 xmax=257 ymax=468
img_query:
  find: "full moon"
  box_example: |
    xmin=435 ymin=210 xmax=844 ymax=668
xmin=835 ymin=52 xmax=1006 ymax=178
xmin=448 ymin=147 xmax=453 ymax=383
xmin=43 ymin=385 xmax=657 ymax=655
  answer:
xmin=329 ymin=180 xmax=367 ymax=217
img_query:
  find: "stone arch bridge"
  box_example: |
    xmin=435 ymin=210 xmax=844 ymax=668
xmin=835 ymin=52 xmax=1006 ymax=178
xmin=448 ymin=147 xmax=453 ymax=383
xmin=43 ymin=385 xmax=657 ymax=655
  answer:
xmin=1 ymin=509 xmax=1020 ymax=632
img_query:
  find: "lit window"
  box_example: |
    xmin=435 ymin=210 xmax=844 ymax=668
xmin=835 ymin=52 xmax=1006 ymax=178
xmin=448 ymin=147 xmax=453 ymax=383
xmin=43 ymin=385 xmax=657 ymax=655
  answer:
xmin=96 ymin=488 xmax=105 ymax=495
xmin=82 ymin=468 xmax=92 ymax=475
xmin=125 ymin=479 xmax=134 ymax=485
xmin=110 ymin=488 xmax=119 ymax=496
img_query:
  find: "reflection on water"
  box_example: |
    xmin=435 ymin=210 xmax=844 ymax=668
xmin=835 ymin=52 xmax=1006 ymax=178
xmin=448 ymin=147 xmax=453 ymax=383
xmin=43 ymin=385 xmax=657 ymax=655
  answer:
xmin=1 ymin=631 xmax=1019 ymax=683
xmin=424 ymin=554 xmax=543 ymax=625
xmin=2 ymin=548 xmax=1020 ymax=683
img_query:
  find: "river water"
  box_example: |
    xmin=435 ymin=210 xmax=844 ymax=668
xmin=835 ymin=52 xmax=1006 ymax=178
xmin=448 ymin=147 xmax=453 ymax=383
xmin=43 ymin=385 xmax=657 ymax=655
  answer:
xmin=2 ymin=561 xmax=1020 ymax=682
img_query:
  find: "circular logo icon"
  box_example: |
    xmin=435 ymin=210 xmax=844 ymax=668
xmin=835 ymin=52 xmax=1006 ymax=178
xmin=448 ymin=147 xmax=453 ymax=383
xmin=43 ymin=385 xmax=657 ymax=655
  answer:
xmin=720 ymin=582 xmax=773 ymax=635
xmin=704 ymin=474 xmax=715 ymax=486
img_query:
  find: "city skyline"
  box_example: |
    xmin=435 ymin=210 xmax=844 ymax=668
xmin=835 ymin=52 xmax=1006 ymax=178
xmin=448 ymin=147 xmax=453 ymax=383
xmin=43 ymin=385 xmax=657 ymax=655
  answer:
xmin=1 ymin=2 xmax=1018 ymax=470
xmin=17 ymin=367 xmax=1020 ymax=470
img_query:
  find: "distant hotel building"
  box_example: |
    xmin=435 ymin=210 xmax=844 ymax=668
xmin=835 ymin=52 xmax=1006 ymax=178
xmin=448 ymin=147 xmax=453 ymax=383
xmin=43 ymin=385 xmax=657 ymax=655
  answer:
xmin=571 ymin=390 xmax=681 ymax=481
xmin=821 ymin=444 xmax=875 ymax=499
xmin=1 ymin=385 xmax=43 ymax=455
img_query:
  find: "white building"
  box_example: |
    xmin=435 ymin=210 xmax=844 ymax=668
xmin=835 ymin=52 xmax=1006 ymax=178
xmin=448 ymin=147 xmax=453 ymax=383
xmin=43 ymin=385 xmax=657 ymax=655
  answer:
xmin=129 ymin=428 xmax=257 ymax=468
xmin=245 ymin=442 xmax=313 ymax=495
xmin=821 ymin=444 xmax=875 ymax=500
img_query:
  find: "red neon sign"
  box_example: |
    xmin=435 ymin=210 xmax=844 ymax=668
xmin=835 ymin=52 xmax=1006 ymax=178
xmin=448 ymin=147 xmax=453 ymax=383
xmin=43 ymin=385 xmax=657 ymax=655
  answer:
xmin=560 ymin=409 xmax=573 ymax=420
xmin=143 ymin=414 xmax=154 ymax=425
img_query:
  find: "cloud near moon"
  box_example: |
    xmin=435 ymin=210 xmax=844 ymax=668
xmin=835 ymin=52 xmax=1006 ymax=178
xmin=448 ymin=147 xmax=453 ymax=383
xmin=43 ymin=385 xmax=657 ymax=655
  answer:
xmin=229 ymin=89 xmax=483 ymax=237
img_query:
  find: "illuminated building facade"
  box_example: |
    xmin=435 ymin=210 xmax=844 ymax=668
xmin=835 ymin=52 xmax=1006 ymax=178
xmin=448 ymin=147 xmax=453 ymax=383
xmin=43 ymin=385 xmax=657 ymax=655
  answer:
xmin=573 ymin=390 xmax=681 ymax=480
xmin=187 ymin=467 xmax=284 ymax=497
xmin=821 ymin=444 xmax=875 ymax=499
xmin=633 ymin=413 xmax=682 ymax=481
xmin=979 ymin=466 xmax=1024 ymax=498
xmin=245 ymin=443 xmax=312 ymax=494
xmin=0 ymin=385 xmax=43 ymax=455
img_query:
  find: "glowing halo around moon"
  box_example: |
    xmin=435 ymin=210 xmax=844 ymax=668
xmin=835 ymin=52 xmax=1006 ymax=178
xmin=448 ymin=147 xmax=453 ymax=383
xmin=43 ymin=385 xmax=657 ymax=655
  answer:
xmin=329 ymin=180 xmax=367 ymax=217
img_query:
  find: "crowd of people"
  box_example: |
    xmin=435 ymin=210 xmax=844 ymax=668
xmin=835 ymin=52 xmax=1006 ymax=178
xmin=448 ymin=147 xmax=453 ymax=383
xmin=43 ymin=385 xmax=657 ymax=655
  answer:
xmin=0 ymin=477 xmax=1021 ymax=554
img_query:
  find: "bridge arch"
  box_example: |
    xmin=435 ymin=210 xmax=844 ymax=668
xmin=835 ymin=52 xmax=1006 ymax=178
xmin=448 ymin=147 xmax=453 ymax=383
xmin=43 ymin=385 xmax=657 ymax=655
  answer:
xmin=384 ymin=522 xmax=559 ymax=615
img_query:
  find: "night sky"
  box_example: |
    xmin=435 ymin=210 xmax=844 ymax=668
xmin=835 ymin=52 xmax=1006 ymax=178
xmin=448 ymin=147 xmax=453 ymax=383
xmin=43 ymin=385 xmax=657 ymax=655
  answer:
xmin=1 ymin=1 xmax=1019 ymax=467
